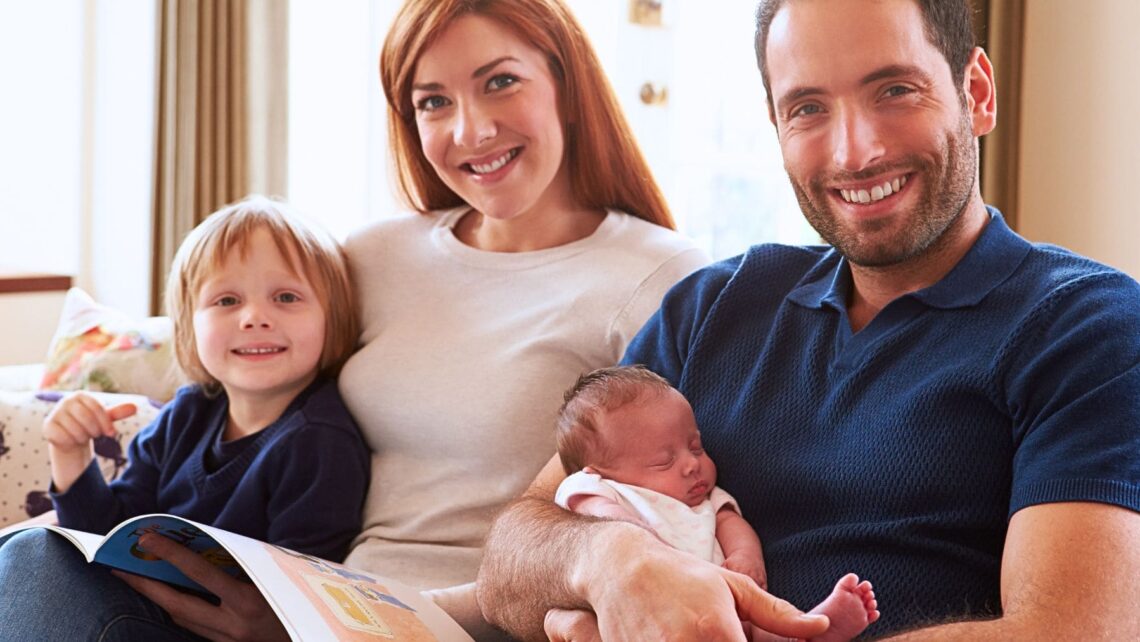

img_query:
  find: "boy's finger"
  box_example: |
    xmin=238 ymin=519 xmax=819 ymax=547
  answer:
xmin=107 ymin=403 xmax=138 ymax=422
xmin=105 ymin=403 xmax=138 ymax=435
xmin=53 ymin=413 xmax=96 ymax=447
xmin=65 ymin=394 xmax=111 ymax=437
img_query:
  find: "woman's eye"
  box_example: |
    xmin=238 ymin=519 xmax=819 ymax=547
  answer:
xmin=487 ymin=74 xmax=518 ymax=91
xmin=276 ymin=292 xmax=300 ymax=304
xmin=415 ymin=95 xmax=450 ymax=112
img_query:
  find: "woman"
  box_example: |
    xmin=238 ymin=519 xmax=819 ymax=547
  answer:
xmin=339 ymin=0 xmax=707 ymax=595
xmin=0 ymin=1 xmax=708 ymax=639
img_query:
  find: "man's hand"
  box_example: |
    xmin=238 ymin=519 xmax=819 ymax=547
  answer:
xmin=723 ymin=551 xmax=768 ymax=591
xmin=544 ymin=608 xmax=602 ymax=642
xmin=579 ymin=526 xmax=828 ymax=641
xmin=114 ymin=534 xmax=288 ymax=642
xmin=478 ymin=457 xmax=828 ymax=641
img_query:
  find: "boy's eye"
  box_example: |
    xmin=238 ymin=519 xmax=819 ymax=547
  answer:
xmin=216 ymin=295 xmax=239 ymax=307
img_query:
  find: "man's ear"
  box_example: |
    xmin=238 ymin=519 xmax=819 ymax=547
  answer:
xmin=767 ymin=97 xmax=780 ymax=133
xmin=965 ymin=46 xmax=997 ymax=137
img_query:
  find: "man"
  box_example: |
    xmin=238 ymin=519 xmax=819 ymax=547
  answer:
xmin=476 ymin=0 xmax=1140 ymax=639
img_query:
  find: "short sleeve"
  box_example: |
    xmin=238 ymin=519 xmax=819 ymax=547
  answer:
xmin=709 ymin=486 xmax=741 ymax=516
xmin=554 ymin=471 xmax=622 ymax=510
xmin=621 ymin=258 xmax=740 ymax=388
xmin=1005 ymin=271 xmax=1140 ymax=516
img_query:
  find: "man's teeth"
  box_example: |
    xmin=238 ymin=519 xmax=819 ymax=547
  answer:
xmin=234 ymin=347 xmax=283 ymax=355
xmin=470 ymin=149 xmax=517 ymax=174
xmin=840 ymin=175 xmax=907 ymax=204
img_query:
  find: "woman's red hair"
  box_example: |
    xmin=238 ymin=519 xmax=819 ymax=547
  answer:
xmin=379 ymin=0 xmax=675 ymax=229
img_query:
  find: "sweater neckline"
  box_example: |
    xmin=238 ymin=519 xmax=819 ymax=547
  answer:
xmin=430 ymin=207 xmax=622 ymax=269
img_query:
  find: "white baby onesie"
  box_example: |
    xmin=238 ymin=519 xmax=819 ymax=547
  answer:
xmin=555 ymin=470 xmax=740 ymax=563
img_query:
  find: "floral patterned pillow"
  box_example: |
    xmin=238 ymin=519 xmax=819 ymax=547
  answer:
xmin=40 ymin=288 xmax=186 ymax=403
xmin=0 ymin=390 xmax=161 ymax=527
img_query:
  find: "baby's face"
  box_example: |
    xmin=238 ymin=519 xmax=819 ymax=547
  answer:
xmin=591 ymin=388 xmax=716 ymax=507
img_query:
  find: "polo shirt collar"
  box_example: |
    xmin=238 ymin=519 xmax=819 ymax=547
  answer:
xmin=788 ymin=207 xmax=1032 ymax=311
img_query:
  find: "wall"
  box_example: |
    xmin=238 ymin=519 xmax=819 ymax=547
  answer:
xmin=0 ymin=292 xmax=67 ymax=365
xmin=1018 ymin=0 xmax=1140 ymax=278
xmin=0 ymin=2 xmax=156 ymax=365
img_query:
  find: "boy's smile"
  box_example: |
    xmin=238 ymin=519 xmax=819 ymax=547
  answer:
xmin=192 ymin=227 xmax=326 ymax=423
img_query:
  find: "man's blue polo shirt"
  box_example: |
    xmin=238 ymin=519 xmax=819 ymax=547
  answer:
xmin=623 ymin=209 xmax=1140 ymax=636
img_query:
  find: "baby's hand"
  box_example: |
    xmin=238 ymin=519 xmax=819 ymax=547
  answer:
xmin=723 ymin=552 xmax=767 ymax=591
xmin=43 ymin=392 xmax=137 ymax=454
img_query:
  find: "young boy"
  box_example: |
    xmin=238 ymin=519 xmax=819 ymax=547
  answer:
xmin=555 ymin=365 xmax=879 ymax=642
xmin=43 ymin=195 xmax=369 ymax=563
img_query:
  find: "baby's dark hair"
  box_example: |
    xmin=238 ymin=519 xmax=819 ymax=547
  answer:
xmin=556 ymin=365 xmax=674 ymax=474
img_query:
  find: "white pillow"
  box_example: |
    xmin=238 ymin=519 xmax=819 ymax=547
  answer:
xmin=39 ymin=288 xmax=186 ymax=402
xmin=0 ymin=390 xmax=161 ymax=527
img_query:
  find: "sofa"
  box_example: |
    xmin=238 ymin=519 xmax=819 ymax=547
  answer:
xmin=0 ymin=288 xmax=185 ymax=528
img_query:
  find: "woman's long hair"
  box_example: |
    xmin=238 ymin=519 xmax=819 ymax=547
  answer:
xmin=380 ymin=0 xmax=676 ymax=229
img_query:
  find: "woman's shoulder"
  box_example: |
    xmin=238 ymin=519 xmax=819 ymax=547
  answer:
xmin=592 ymin=210 xmax=711 ymax=275
xmin=603 ymin=210 xmax=702 ymax=252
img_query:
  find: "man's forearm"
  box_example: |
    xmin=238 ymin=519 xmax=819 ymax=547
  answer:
xmin=476 ymin=496 xmax=608 ymax=641
xmin=884 ymin=503 xmax=1140 ymax=640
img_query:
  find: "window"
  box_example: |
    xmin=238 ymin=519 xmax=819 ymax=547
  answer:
xmin=0 ymin=2 xmax=155 ymax=318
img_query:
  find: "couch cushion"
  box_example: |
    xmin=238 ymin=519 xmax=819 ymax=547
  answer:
xmin=0 ymin=390 xmax=161 ymax=527
xmin=40 ymin=288 xmax=186 ymax=402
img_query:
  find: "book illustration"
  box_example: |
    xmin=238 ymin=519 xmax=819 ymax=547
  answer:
xmin=267 ymin=544 xmax=436 ymax=641
xmin=304 ymin=575 xmax=395 ymax=637
xmin=93 ymin=516 xmax=249 ymax=594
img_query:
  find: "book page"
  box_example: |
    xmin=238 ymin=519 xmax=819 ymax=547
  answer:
xmin=91 ymin=515 xmax=248 ymax=594
xmin=3 ymin=513 xmax=474 ymax=641
xmin=205 ymin=526 xmax=473 ymax=641
xmin=0 ymin=523 xmax=103 ymax=562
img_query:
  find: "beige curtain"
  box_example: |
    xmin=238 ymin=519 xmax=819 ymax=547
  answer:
xmin=150 ymin=0 xmax=288 ymax=314
xmin=974 ymin=0 xmax=1025 ymax=231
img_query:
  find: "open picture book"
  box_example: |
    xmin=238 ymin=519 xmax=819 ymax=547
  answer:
xmin=0 ymin=514 xmax=473 ymax=641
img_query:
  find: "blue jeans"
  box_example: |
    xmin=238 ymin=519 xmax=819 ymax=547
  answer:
xmin=0 ymin=529 xmax=206 ymax=641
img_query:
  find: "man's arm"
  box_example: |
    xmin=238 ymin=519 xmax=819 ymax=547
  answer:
xmin=476 ymin=456 xmax=829 ymax=641
xmin=883 ymin=501 xmax=1140 ymax=640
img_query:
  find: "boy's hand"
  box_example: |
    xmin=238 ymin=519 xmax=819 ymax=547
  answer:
xmin=43 ymin=392 xmax=136 ymax=492
xmin=723 ymin=552 xmax=767 ymax=591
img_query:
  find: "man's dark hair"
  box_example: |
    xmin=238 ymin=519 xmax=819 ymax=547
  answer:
xmin=754 ymin=0 xmax=977 ymax=109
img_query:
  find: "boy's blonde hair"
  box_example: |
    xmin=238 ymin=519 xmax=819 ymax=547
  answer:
xmin=556 ymin=365 xmax=674 ymax=474
xmin=164 ymin=195 xmax=358 ymax=393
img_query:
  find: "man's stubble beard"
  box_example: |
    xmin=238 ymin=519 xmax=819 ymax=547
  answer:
xmin=789 ymin=111 xmax=978 ymax=268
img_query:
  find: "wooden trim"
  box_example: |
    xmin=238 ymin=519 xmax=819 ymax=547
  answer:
xmin=0 ymin=273 xmax=73 ymax=294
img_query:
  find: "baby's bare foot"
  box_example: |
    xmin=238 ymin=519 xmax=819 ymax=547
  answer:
xmin=808 ymin=573 xmax=879 ymax=642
